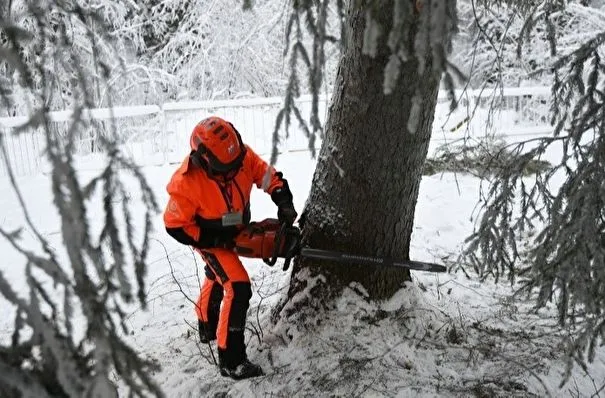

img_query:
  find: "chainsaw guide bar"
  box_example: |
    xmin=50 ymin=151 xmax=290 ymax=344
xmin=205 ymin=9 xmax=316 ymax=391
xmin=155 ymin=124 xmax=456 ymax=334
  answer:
xmin=235 ymin=219 xmax=447 ymax=273
xmin=299 ymin=248 xmax=447 ymax=273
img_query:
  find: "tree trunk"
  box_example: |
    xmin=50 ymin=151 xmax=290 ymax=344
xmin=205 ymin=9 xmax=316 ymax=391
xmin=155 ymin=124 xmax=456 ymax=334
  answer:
xmin=286 ymin=1 xmax=443 ymax=304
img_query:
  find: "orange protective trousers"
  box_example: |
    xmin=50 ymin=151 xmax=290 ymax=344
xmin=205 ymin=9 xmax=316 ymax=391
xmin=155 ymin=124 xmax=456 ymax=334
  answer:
xmin=195 ymin=248 xmax=252 ymax=368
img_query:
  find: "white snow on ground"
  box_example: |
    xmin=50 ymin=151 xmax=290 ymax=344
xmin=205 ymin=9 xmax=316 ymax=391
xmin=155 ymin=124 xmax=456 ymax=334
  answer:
xmin=1 ymin=151 xmax=604 ymax=397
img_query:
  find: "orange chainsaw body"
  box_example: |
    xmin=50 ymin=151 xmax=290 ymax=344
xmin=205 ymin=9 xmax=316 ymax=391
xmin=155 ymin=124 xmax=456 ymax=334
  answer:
xmin=233 ymin=219 xmax=448 ymax=273
xmin=235 ymin=219 xmax=280 ymax=258
xmin=234 ymin=218 xmax=300 ymax=264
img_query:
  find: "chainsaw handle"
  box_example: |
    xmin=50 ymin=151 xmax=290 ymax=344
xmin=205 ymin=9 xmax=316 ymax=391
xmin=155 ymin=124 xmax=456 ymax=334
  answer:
xmin=262 ymin=257 xmax=276 ymax=266
xmin=263 ymin=223 xmax=287 ymax=267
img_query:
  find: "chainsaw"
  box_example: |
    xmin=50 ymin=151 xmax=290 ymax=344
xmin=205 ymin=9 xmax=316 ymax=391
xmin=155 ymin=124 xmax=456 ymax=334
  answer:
xmin=234 ymin=218 xmax=447 ymax=273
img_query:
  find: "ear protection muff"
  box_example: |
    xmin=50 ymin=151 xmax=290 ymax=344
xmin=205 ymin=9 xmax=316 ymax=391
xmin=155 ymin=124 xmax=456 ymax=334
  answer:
xmin=189 ymin=147 xmax=208 ymax=171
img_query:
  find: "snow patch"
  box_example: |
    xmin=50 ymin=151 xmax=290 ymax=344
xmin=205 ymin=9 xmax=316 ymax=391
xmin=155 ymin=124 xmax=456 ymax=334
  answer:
xmin=2 ymin=152 xmax=604 ymax=397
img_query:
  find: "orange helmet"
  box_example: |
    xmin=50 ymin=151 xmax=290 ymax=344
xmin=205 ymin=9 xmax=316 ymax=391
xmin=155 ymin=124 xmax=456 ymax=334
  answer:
xmin=189 ymin=116 xmax=247 ymax=180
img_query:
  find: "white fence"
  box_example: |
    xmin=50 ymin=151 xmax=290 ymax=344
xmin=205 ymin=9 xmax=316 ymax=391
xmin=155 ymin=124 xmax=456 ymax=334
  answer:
xmin=0 ymin=87 xmax=553 ymax=177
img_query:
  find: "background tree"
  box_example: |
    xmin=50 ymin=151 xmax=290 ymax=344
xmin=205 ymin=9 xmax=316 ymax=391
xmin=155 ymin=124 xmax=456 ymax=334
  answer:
xmin=0 ymin=1 xmax=162 ymax=396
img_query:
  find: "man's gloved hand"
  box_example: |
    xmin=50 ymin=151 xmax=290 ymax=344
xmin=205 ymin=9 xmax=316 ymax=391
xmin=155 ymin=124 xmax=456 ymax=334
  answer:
xmin=277 ymin=202 xmax=297 ymax=226
xmin=271 ymin=174 xmax=297 ymax=226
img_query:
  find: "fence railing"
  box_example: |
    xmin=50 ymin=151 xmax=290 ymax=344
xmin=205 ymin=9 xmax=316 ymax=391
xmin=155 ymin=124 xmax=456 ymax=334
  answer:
xmin=0 ymin=86 xmax=554 ymax=177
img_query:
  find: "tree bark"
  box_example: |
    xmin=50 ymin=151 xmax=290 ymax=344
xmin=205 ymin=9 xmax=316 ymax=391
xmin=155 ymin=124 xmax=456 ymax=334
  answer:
xmin=286 ymin=1 xmax=444 ymax=304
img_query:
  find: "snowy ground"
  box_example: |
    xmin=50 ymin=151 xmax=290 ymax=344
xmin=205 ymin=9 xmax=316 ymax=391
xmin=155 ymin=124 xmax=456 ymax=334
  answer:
xmin=1 ymin=151 xmax=604 ymax=397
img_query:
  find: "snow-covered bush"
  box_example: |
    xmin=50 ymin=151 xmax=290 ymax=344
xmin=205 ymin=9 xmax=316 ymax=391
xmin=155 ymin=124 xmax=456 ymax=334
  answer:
xmin=132 ymin=0 xmax=294 ymax=101
xmin=465 ymin=1 xmax=605 ymax=382
xmin=424 ymin=138 xmax=552 ymax=177
xmin=453 ymin=0 xmax=605 ymax=88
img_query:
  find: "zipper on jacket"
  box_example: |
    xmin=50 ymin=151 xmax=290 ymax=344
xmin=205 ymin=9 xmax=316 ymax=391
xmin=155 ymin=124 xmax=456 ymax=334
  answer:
xmin=216 ymin=179 xmax=246 ymax=213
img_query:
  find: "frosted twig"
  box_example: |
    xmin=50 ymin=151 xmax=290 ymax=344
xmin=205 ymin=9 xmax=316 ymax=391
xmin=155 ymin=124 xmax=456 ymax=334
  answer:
xmin=152 ymin=238 xmax=218 ymax=366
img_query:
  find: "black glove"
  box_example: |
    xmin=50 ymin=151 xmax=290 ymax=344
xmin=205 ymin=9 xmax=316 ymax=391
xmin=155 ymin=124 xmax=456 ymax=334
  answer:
xmin=277 ymin=202 xmax=297 ymax=226
xmin=271 ymin=174 xmax=297 ymax=226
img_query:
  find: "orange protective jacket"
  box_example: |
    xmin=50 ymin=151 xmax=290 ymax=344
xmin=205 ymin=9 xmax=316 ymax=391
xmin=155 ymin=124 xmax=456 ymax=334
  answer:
xmin=163 ymin=146 xmax=288 ymax=247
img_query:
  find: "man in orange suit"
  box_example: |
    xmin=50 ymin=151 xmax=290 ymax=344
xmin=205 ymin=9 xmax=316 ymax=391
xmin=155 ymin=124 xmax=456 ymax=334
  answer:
xmin=163 ymin=116 xmax=297 ymax=379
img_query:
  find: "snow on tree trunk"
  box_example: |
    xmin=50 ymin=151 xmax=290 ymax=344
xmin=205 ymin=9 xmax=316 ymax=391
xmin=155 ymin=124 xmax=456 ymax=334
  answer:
xmin=287 ymin=1 xmax=443 ymax=302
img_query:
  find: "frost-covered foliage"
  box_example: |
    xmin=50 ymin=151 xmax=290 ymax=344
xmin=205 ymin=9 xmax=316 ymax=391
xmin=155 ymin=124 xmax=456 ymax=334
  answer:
xmin=454 ymin=0 xmax=604 ymax=88
xmin=0 ymin=1 xmax=162 ymax=397
xmin=267 ymin=0 xmax=341 ymax=163
xmin=464 ymin=1 xmax=605 ymax=383
xmin=1 ymin=0 xmax=319 ymax=108
xmin=272 ymin=0 xmax=460 ymax=164
xmin=0 ymin=0 xmax=170 ymax=114
xmin=130 ymin=0 xmax=292 ymax=101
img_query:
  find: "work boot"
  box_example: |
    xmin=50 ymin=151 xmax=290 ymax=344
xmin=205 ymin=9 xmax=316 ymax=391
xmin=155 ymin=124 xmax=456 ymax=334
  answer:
xmin=219 ymin=359 xmax=264 ymax=380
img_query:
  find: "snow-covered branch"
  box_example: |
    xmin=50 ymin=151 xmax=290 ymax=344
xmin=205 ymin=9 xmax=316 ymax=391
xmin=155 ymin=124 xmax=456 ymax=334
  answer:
xmin=0 ymin=1 xmax=163 ymax=396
